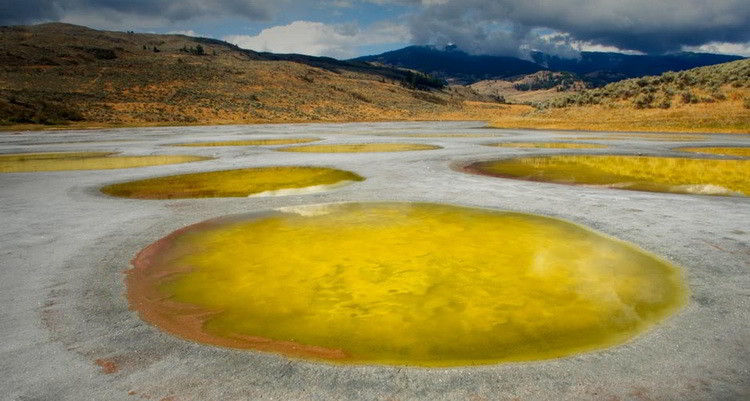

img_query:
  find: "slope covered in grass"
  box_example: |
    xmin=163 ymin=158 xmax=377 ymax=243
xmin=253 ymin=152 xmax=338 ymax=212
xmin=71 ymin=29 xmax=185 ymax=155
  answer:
xmin=0 ymin=23 xmax=503 ymax=128
xmin=491 ymin=59 xmax=750 ymax=134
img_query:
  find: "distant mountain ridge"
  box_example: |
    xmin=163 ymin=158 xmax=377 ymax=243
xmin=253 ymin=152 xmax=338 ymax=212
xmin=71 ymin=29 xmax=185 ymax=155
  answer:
xmin=530 ymin=51 xmax=743 ymax=78
xmin=354 ymin=46 xmax=542 ymax=84
xmin=354 ymin=45 xmax=744 ymax=85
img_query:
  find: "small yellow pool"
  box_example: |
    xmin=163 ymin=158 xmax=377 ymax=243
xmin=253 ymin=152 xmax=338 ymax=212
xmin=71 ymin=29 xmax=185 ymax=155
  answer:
xmin=0 ymin=152 xmax=210 ymax=173
xmin=129 ymin=202 xmax=687 ymax=366
xmin=101 ymin=166 xmax=363 ymax=199
xmin=464 ymin=155 xmax=750 ymax=196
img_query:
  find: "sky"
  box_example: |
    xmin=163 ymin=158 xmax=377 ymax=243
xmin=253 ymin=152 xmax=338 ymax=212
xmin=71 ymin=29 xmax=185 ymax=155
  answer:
xmin=1 ymin=0 xmax=749 ymax=59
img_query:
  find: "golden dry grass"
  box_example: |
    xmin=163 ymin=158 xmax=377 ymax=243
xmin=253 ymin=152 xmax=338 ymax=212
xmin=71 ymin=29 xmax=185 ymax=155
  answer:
xmin=491 ymin=90 xmax=750 ymax=134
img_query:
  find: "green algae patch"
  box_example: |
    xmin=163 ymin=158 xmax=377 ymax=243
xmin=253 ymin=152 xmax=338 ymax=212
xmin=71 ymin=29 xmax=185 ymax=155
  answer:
xmin=129 ymin=202 xmax=687 ymax=366
xmin=0 ymin=152 xmax=210 ymax=173
xmin=677 ymin=147 xmax=750 ymax=158
xmin=486 ymin=142 xmax=607 ymax=149
xmin=465 ymin=155 xmax=750 ymax=196
xmin=170 ymin=138 xmax=321 ymax=147
xmin=101 ymin=166 xmax=364 ymax=199
xmin=276 ymin=143 xmax=441 ymax=153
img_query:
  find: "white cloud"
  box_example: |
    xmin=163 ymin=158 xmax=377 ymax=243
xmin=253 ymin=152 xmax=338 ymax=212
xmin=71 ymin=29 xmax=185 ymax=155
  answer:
xmin=223 ymin=20 xmax=410 ymax=58
xmin=682 ymin=41 xmax=750 ymax=57
xmin=572 ymin=41 xmax=645 ymax=55
xmin=168 ymin=29 xmax=200 ymax=37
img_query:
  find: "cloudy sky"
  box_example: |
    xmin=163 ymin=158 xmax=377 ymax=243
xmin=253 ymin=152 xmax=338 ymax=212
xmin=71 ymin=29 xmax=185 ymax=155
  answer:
xmin=2 ymin=0 xmax=749 ymax=59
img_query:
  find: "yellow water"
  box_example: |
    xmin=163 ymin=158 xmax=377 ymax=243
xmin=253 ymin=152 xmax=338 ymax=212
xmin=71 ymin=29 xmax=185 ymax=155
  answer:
xmin=678 ymin=147 xmax=750 ymax=158
xmin=171 ymin=138 xmax=320 ymax=147
xmin=132 ymin=202 xmax=687 ymax=366
xmin=487 ymin=143 xmax=607 ymax=149
xmin=101 ymin=166 xmax=364 ymax=199
xmin=276 ymin=143 xmax=441 ymax=153
xmin=467 ymin=155 xmax=750 ymax=196
xmin=0 ymin=152 xmax=210 ymax=172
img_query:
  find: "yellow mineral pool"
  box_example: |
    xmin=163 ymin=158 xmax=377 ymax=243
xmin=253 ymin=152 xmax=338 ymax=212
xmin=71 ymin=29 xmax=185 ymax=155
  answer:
xmin=129 ymin=202 xmax=687 ymax=366
xmin=0 ymin=152 xmax=210 ymax=172
xmin=464 ymin=155 xmax=750 ymax=196
xmin=101 ymin=166 xmax=363 ymax=199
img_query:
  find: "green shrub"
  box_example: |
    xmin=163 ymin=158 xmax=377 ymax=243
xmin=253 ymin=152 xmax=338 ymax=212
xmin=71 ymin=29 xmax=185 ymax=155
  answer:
xmin=633 ymin=93 xmax=654 ymax=109
xmin=681 ymin=91 xmax=698 ymax=104
xmin=658 ymin=97 xmax=672 ymax=109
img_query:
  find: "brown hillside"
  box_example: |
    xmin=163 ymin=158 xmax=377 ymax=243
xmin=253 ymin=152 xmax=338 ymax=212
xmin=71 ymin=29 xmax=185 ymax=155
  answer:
xmin=491 ymin=59 xmax=750 ymax=134
xmin=0 ymin=23 xmax=510 ymax=128
xmin=470 ymin=71 xmax=587 ymax=104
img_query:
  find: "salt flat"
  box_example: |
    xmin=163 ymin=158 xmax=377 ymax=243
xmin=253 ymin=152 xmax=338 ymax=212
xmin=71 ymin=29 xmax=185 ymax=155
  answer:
xmin=1 ymin=122 xmax=748 ymax=400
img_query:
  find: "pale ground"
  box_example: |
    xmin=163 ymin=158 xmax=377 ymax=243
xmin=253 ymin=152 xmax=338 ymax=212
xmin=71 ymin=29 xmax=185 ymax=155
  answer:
xmin=1 ymin=122 xmax=748 ymax=401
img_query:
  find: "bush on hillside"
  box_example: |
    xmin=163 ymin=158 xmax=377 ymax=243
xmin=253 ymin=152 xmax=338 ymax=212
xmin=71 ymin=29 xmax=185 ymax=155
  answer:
xmin=540 ymin=59 xmax=750 ymax=109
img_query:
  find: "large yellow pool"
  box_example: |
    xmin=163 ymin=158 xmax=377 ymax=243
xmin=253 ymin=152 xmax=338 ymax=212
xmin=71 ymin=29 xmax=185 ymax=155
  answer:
xmin=129 ymin=202 xmax=687 ymax=366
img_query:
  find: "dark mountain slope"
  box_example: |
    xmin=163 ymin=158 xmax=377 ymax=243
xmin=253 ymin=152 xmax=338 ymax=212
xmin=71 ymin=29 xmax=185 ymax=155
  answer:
xmin=531 ymin=51 xmax=743 ymax=79
xmin=356 ymin=45 xmax=744 ymax=85
xmin=354 ymin=46 xmax=543 ymax=84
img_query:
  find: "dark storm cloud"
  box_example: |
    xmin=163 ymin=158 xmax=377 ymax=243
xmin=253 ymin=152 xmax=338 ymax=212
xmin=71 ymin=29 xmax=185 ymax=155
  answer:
xmin=408 ymin=0 xmax=750 ymax=55
xmin=0 ymin=0 xmax=278 ymax=25
xmin=0 ymin=0 xmax=61 ymax=24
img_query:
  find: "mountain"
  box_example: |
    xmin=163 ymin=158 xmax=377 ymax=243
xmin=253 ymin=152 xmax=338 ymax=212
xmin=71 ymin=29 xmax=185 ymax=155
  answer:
xmin=355 ymin=45 xmax=744 ymax=86
xmin=531 ymin=51 xmax=744 ymax=79
xmin=354 ymin=46 xmax=543 ymax=85
xmin=0 ymin=23 xmax=503 ymax=127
